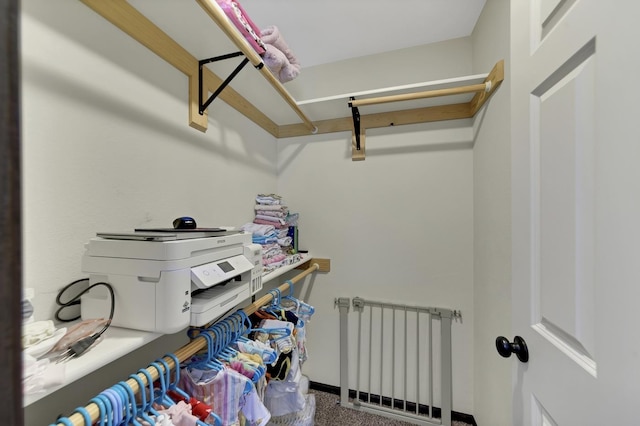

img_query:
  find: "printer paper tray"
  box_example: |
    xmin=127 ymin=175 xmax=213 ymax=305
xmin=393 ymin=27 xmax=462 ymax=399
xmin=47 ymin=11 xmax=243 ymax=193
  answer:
xmin=190 ymin=280 xmax=251 ymax=327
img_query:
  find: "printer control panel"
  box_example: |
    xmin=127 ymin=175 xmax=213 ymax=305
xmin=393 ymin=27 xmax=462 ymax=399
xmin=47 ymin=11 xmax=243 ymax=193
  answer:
xmin=191 ymin=254 xmax=254 ymax=290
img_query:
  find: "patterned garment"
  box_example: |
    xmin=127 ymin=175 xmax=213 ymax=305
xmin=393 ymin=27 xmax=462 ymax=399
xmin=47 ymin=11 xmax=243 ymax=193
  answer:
xmin=179 ymin=366 xmax=269 ymax=426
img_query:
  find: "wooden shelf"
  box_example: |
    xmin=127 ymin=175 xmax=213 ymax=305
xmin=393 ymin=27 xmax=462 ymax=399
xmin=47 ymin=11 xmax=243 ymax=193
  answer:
xmin=78 ymin=1 xmax=503 ymax=145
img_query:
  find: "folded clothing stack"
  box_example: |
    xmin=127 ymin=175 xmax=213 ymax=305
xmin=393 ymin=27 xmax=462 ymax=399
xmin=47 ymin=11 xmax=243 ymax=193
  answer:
xmin=241 ymin=194 xmax=302 ymax=274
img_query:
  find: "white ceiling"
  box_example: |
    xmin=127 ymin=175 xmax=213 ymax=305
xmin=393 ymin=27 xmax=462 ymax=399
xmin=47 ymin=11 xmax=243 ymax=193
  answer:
xmin=239 ymin=0 xmax=487 ymax=67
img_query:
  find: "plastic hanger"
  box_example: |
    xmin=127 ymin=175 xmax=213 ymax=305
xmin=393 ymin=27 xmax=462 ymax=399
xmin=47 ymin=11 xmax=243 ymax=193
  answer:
xmin=226 ymin=314 xmax=276 ymax=364
xmin=113 ymin=381 xmax=136 ymax=426
xmin=234 ymin=339 xmax=277 ymax=364
xmin=108 ymin=384 xmax=126 ymax=426
xmin=128 ymin=374 xmax=156 ymax=426
xmin=199 ymin=331 xmax=225 ymax=372
xmin=89 ymin=395 xmax=106 ymax=426
xmin=50 ymin=417 xmax=74 ymax=426
xmin=163 ymin=353 xmax=191 ymax=401
xmin=220 ymin=317 xmax=267 ymax=383
xmin=101 ymin=393 xmax=116 ymax=426
xmin=228 ymin=315 xmax=241 ymax=340
xmin=101 ymin=393 xmax=115 ymax=426
xmin=250 ymin=326 xmax=292 ymax=338
xmin=215 ymin=322 xmax=239 ymax=361
xmin=139 ymin=368 xmax=164 ymax=415
xmin=185 ymin=330 xmax=213 ymax=369
xmin=101 ymin=387 xmax=123 ymax=426
xmin=280 ymin=280 xmax=315 ymax=317
xmin=236 ymin=310 xmax=254 ymax=337
xmin=208 ymin=328 xmax=226 ymax=370
xmin=150 ymin=360 xmax=175 ymax=407
xmin=231 ymin=312 xmax=247 ymax=341
xmin=208 ymin=324 xmax=224 ymax=354
xmin=72 ymin=407 xmax=92 ymax=426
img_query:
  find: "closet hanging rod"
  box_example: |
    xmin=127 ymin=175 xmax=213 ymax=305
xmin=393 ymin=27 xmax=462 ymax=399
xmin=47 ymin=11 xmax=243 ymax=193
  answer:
xmin=296 ymin=73 xmax=489 ymax=106
xmin=349 ymin=81 xmax=491 ymax=108
xmin=55 ymin=260 xmax=323 ymax=426
xmin=195 ymin=0 xmax=318 ymax=134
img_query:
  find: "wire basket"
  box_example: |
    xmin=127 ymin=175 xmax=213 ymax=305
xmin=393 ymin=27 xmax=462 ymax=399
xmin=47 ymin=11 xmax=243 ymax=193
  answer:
xmin=268 ymin=394 xmax=315 ymax=426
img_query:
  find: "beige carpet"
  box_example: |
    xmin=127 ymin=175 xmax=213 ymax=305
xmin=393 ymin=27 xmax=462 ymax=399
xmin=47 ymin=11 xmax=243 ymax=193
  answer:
xmin=310 ymin=389 xmax=473 ymax=426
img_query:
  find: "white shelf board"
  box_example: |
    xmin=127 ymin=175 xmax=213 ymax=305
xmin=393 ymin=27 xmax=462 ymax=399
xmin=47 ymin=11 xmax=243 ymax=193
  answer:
xmin=262 ymin=252 xmax=312 ymax=285
xmin=23 ymin=326 xmax=162 ymax=407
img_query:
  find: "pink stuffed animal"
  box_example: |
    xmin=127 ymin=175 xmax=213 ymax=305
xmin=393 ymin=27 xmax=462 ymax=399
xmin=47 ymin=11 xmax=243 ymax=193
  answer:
xmin=260 ymin=26 xmax=301 ymax=83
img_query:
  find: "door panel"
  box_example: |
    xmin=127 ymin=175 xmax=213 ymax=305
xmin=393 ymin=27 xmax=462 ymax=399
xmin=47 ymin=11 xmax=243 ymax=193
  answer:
xmin=531 ymin=43 xmax=597 ymax=375
xmin=511 ymin=0 xmax=640 ymax=424
xmin=532 ymin=394 xmax=558 ymax=426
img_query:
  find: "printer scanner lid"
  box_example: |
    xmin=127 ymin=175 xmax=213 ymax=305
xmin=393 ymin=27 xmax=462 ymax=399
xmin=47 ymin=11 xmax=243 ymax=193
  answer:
xmin=86 ymin=230 xmax=252 ymax=261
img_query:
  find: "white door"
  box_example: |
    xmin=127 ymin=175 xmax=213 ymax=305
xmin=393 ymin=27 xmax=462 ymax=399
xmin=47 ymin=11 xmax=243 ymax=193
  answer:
xmin=511 ymin=0 xmax=640 ymax=425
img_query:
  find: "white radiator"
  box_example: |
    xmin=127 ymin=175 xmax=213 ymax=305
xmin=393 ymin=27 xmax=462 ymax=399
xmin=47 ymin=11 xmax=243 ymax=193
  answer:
xmin=336 ymin=297 xmax=458 ymax=426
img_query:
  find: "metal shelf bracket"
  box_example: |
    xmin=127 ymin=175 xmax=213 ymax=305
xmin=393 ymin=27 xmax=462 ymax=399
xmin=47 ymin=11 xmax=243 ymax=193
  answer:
xmin=198 ymin=51 xmax=259 ymax=115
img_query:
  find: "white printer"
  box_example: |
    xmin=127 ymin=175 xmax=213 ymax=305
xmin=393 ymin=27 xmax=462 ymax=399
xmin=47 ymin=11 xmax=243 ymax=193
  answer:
xmin=80 ymin=231 xmax=262 ymax=334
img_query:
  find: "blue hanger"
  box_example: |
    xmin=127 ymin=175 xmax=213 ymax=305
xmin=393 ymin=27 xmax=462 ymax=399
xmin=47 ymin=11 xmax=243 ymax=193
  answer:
xmin=199 ymin=331 xmax=225 ymax=372
xmin=102 ymin=393 xmax=116 ymax=426
xmin=99 ymin=393 xmax=115 ymax=426
xmin=230 ymin=313 xmax=245 ymax=341
xmin=128 ymin=374 xmax=156 ymax=426
xmin=214 ymin=322 xmax=239 ymax=361
xmin=149 ymin=361 xmax=171 ymax=407
xmin=101 ymin=388 xmax=123 ymax=426
xmin=187 ymin=326 xmax=204 ymax=340
xmin=185 ymin=330 xmax=211 ymax=366
xmin=150 ymin=360 xmax=175 ymax=406
xmin=208 ymin=324 xmax=223 ymax=355
xmin=283 ymin=280 xmax=315 ymax=316
xmin=114 ymin=381 xmax=137 ymax=426
xmin=72 ymin=407 xmax=92 ymax=426
xmin=235 ymin=310 xmax=248 ymax=330
xmin=250 ymin=326 xmax=292 ymax=339
xmin=220 ymin=318 xmax=233 ymax=345
xmin=163 ymin=353 xmax=191 ymax=401
xmin=235 ymin=311 xmax=254 ymax=343
xmin=137 ymin=369 xmax=163 ymax=417
xmin=210 ymin=328 xmax=231 ymax=369
xmin=89 ymin=396 xmax=107 ymax=426
xmin=272 ymin=288 xmax=283 ymax=306
xmin=231 ymin=310 xmax=278 ymax=364
xmin=51 ymin=417 xmax=74 ymax=426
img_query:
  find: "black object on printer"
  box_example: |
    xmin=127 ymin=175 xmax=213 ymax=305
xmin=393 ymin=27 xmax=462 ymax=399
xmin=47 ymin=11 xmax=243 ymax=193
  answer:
xmin=173 ymin=216 xmax=197 ymax=229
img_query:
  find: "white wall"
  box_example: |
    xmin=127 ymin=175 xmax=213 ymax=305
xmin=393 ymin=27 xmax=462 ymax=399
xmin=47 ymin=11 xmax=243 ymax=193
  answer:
xmin=278 ymin=40 xmax=476 ymax=414
xmin=21 ymin=1 xmax=278 ymax=424
xmin=470 ymin=1 xmax=512 ymax=425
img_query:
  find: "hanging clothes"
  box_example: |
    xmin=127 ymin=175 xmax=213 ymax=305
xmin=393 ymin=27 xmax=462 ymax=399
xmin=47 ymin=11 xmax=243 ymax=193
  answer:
xmin=179 ymin=366 xmax=270 ymax=426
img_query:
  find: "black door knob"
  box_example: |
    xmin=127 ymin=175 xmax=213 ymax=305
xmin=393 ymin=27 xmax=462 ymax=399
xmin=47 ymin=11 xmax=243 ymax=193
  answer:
xmin=495 ymin=335 xmax=529 ymax=363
